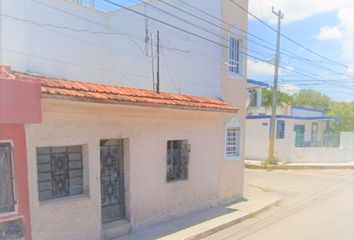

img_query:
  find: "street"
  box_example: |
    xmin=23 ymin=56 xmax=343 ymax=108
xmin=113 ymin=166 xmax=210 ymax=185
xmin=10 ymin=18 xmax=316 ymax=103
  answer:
xmin=203 ymin=169 xmax=354 ymax=240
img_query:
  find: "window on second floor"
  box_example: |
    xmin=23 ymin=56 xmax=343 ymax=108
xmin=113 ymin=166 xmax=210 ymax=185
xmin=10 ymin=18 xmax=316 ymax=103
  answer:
xmin=0 ymin=143 xmax=16 ymax=214
xmin=228 ymin=36 xmax=244 ymax=76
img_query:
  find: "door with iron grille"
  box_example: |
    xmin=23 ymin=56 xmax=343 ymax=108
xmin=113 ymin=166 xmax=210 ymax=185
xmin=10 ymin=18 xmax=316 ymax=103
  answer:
xmin=100 ymin=139 xmax=125 ymax=223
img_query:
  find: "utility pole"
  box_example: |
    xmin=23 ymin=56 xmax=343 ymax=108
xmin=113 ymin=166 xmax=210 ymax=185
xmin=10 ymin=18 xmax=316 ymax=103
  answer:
xmin=150 ymin=33 xmax=155 ymax=91
xmin=156 ymin=30 xmax=160 ymax=94
xmin=268 ymin=7 xmax=283 ymax=163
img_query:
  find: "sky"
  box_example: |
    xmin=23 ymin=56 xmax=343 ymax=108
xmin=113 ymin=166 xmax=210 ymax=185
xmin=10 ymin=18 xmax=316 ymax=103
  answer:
xmin=247 ymin=0 xmax=354 ymax=102
xmin=83 ymin=0 xmax=354 ymax=102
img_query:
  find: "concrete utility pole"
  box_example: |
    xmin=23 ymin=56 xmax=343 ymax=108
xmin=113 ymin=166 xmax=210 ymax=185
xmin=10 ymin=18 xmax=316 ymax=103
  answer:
xmin=268 ymin=7 xmax=283 ymax=162
xmin=156 ymin=30 xmax=160 ymax=94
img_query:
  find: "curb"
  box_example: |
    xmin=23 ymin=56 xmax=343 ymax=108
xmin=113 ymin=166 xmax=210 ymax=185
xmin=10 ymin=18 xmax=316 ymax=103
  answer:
xmin=187 ymin=198 xmax=282 ymax=240
xmin=245 ymin=164 xmax=354 ymax=170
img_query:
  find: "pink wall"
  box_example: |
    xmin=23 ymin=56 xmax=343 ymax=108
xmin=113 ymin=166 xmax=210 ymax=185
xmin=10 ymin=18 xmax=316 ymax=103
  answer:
xmin=0 ymin=124 xmax=32 ymax=240
xmin=0 ymin=74 xmax=41 ymax=124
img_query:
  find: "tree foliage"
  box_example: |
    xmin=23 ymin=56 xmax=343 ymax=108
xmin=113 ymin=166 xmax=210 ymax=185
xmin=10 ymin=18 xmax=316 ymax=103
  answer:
xmin=261 ymin=88 xmax=354 ymax=132
xmin=293 ymin=90 xmax=331 ymax=110
xmin=261 ymin=88 xmax=293 ymax=106
xmin=327 ymin=101 xmax=354 ymax=132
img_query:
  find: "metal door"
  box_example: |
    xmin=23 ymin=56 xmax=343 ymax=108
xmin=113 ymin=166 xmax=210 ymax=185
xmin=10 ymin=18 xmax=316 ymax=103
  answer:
xmin=100 ymin=139 xmax=125 ymax=223
xmin=294 ymin=125 xmax=305 ymax=147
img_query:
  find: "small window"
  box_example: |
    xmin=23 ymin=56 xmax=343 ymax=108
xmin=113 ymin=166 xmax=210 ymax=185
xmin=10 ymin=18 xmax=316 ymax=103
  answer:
xmin=228 ymin=36 xmax=243 ymax=75
xmin=226 ymin=127 xmax=241 ymax=158
xmin=0 ymin=143 xmax=16 ymax=214
xmin=249 ymin=89 xmax=258 ymax=107
xmin=166 ymin=140 xmax=190 ymax=182
xmin=276 ymin=120 xmax=285 ymax=139
xmin=37 ymin=146 xmax=83 ymax=201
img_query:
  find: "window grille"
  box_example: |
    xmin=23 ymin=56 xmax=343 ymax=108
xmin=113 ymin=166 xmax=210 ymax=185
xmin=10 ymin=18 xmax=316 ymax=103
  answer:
xmin=167 ymin=140 xmax=190 ymax=182
xmin=276 ymin=120 xmax=286 ymax=139
xmin=37 ymin=146 xmax=83 ymax=201
xmin=226 ymin=127 xmax=241 ymax=158
xmin=0 ymin=143 xmax=15 ymax=213
xmin=229 ymin=36 xmax=243 ymax=75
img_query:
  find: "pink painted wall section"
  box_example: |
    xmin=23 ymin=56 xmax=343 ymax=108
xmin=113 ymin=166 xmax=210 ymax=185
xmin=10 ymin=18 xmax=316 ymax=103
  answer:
xmin=0 ymin=76 xmax=42 ymax=124
xmin=0 ymin=124 xmax=32 ymax=240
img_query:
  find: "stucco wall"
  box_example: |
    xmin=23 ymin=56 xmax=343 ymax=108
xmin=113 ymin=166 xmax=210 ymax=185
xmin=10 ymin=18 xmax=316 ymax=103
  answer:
xmin=0 ymin=124 xmax=32 ymax=240
xmin=25 ymin=99 xmax=243 ymax=240
xmin=0 ymin=0 xmax=222 ymax=99
xmin=245 ymin=118 xmax=329 ymax=161
xmin=290 ymin=148 xmax=354 ymax=163
xmin=340 ymin=132 xmax=354 ymax=148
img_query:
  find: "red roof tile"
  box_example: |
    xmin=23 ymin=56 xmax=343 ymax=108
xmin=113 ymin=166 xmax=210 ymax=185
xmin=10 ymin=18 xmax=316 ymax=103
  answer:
xmin=12 ymin=71 xmax=238 ymax=112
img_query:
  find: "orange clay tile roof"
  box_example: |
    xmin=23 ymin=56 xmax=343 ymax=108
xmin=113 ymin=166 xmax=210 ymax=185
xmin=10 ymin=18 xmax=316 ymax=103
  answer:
xmin=13 ymin=72 xmax=238 ymax=112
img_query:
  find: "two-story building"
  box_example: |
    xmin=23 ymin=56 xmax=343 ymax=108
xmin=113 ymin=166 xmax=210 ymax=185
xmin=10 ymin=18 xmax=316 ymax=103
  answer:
xmin=0 ymin=0 xmax=249 ymax=239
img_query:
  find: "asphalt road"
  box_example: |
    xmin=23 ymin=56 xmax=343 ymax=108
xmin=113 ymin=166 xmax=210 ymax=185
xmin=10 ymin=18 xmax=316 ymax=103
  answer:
xmin=203 ymin=169 xmax=354 ymax=240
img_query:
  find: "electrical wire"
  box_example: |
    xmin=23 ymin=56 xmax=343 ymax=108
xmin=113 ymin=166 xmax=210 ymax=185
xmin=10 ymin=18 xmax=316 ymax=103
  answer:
xmin=229 ymin=0 xmax=353 ymax=70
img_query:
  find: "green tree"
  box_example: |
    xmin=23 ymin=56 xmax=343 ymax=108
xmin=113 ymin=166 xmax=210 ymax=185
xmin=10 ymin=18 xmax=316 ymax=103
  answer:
xmin=262 ymin=88 xmax=293 ymax=106
xmin=327 ymin=101 xmax=354 ymax=132
xmin=293 ymin=90 xmax=331 ymax=110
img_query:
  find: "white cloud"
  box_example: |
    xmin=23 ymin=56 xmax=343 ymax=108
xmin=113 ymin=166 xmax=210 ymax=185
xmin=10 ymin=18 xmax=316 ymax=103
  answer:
xmin=249 ymin=0 xmax=352 ymax=24
xmin=249 ymin=0 xmax=354 ymax=66
xmin=315 ymin=8 xmax=354 ymax=64
xmin=346 ymin=64 xmax=354 ymax=75
xmin=279 ymin=83 xmax=300 ymax=94
xmin=316 ymin=26 xmax=343 ymax=40
xmin=337 ymin=8 xmax=354 ymax=63
xmin=247 ymin=59 xmax=274 ymax=76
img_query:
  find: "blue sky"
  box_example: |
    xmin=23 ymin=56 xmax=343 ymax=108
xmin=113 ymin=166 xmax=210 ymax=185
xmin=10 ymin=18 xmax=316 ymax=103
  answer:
xmin=247 ymin=0 xmax=354 ymax=102
xmin=88 ymin=0 xmax=353 ymax=102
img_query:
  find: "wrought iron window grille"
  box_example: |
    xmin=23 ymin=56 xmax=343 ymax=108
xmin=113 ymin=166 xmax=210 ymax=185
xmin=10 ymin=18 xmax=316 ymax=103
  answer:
xmin=166 ymin=140 xmax=190 ymax=182
xmin=0 ymin=143 xmax=16 ymax=214
xmin=36 ymin=146 xmax=83 ymax=201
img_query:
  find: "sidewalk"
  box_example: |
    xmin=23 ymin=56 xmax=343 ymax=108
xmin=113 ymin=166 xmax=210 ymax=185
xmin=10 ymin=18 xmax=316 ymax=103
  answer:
xmin=245 ymin=160 xmax=354 ymax=170
xmin=116 ymin=187 xmax=281 ymax=240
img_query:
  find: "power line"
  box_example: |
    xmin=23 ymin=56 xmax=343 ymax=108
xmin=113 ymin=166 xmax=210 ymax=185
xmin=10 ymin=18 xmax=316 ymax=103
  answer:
xmin=101 ymin=0 xmax=277 ymax=66
xmin=102 ymin=0 xmax=352 ymax=90
xmin=16 ymin=0 xmax=353 ymax=94
xmin=175 ymin=0 xmax=351 ymax=73
xmin=229 ymin=0 xmax=353 ymax=70
xmin=132 ymin=0 xmax=275 ymax=62
xmin=0 ymin=13 xmax=146 ymax=55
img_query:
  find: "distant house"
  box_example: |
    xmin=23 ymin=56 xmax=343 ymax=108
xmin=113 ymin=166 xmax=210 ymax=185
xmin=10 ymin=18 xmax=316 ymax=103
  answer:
xmin=0 ymin=0 xmax=249 ymax=239
xmin=245 ymin=80 xmax=353 ymax=163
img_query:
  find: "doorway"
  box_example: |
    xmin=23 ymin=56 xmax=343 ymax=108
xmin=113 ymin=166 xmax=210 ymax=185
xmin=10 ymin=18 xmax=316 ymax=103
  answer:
xmin=100 ymin=139 xmax=125 ymax=224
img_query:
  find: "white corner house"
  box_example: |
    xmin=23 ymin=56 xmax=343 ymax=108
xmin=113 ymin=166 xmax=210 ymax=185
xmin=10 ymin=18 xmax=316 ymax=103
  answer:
xmin=245 ymin=80 xmax=353 ymax=163
xmin=0 ymin=0 xmax=250 ymax=239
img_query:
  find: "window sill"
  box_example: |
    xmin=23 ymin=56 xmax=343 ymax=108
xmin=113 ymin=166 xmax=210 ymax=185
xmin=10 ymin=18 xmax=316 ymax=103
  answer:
xmin=39 ymin=194 xmax=89 ymax=207
xmin=227 ymin=72 xmax=244 ymax=80
xmin=0 ymin=211 xmax=18 ymax=220
xmin=225 ymin=156 xmax=242 ymax=161
xmin=166 ymin=178 xmax=188 ymax=183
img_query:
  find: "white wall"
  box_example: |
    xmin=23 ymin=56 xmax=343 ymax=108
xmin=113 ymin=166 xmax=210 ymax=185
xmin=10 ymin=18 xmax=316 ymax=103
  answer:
xmin=0 ymin=0 xmax=224 ymax=98
xmin=245 ymin=118 xmax=334 ymax=161
xmin=290 ymin=148 xmax=354 ymax=163
xmin=291 ymin=107 xmax=324 ymax=117
xmin=340 ymin=132 xmax=354 ymax=148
